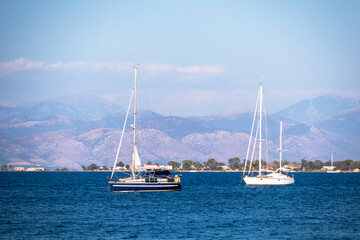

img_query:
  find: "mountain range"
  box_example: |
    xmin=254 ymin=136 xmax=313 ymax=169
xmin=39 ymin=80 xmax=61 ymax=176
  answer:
xmin=0 ymin=94 xmax=359 ymax=169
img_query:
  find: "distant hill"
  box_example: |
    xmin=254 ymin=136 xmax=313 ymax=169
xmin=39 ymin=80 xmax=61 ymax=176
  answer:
xmin=96 ymin=110 xmax=163 ymax=129
xmin=200 ymin=111 xmax=254 ymax=133
xmin=0 ymin=115 xmax=74 ymax=138
xmin=281 ymin=126 xmax=360 ymax=162
xmin=200 ymin=111 xmax=296 ymax=139
xmin=52 ymin=94 xmax=123 ymax=120
xmin=314 ymin=108 xmax=360 ymax=139
xmin=0 ymin=94 xmax=123 ymax=124
xmin=0 ymin=105 xmax=21 ymax=123
xmin=277 ymin=95 xmax=360 ymax=124
xmin=142 ymin=116 xmax=217 ymax=138
xmin=0 ymin=94 xmax=359 ymax=169
xmin=22 ymin=101 xmax=81 ymax=120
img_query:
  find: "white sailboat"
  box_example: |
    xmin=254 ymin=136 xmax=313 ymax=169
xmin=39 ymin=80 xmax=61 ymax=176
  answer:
xmin=242 ymin=83 xmax=294 ymax=185
xmin=108 ymin=66 xmax=182 ymax=192
xmin=327 ymin=154 xmax=341 ymax=173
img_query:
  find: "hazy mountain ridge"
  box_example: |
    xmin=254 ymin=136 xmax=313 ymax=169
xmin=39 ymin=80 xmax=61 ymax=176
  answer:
xmin=0 ymin=94 xmax=359 ymax=169
xmin=314 ymin=108 xmax=360 ymax=138
xmin=142 ymin=116 xmax=217 ymax=138
xmin=282 ymin=126 xmax=359 ymax=161
xmin=200 ymin=111 xmax=298 ymax=137
xmin=277 ymin=95 xmax=360 ymax=124
xmin=0 ymin=94 xmax=123 ymax=123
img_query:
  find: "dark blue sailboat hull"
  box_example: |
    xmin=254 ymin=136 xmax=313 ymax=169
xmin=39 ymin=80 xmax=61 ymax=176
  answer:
xmin=109 ymin=182 xmax=181 ymax=192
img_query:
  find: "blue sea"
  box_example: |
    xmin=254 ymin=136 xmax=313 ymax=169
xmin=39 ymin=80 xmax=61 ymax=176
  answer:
xmin=1 ymin=172 xmax=359 ymax=239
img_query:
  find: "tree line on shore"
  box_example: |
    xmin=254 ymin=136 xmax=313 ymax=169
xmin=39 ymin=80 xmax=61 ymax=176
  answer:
xmin=166 ymin=158 xmax=360 ymax=171
xmin=79 ymin=158 xmax=360 ymax=172
xmin=299 ymin=158 xmax=360 ymax=171
xmin=1 ymin=158 xmax=359 ymax=171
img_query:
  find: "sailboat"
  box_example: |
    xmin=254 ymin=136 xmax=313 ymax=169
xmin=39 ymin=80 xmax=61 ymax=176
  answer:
xmin=108 ymin=66 xmax=182 ymax=192
xmin=327 ymin=154 xmax=341 ymax=173
xmin=242 ymin=83 xmax=294 ymax=185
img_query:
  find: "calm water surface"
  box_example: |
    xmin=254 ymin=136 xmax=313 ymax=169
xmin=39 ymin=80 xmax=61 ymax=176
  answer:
xmin=0 ymin=172 xmax=359 ymax=239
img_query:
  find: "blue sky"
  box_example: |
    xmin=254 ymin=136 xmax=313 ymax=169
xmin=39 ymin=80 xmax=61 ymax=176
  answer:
xmin=0 ymin=0 xmax=359 ymax=116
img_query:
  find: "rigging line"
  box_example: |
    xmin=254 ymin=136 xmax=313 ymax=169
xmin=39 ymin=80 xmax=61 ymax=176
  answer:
xmin=280 ymin=121 xmax=287 ymax=166
xmin=111 ymin=89 xmax=135 ymax=180
xmin=263 ymin=96 xmax=270 ymax=168
xmin=262 ymin=88 xmax=276 ymax=114
xmin=137 ymin=68 xmax=153 ymax=115
xmin=281 ymin=126 xmax=287 ymax=166
xmin=263 ymin=91 xmax=278 ymax=166
xmin=282 ymin=121 xmax=287 ymax=148
xmin=248 ymin=119 xmax=260 ymax=176
xmin=137 ymin=86 xmax=142 ymax=156
xmin=243 ymin=88 xmax=260 ymax=178
xmin=136 ymin=68 xmax=146 ymax=162
xmin=135 ymin=69 xmax=145 ymax=177
xmin=264 ymin=91 xmax=275 ymax=166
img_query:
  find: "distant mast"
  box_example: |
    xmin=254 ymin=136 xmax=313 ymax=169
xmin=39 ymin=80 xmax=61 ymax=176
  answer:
xmin=131 ymin=66 xmax=138 ymax=180
xmin=258 ymin=83 xmax=263 ymax=176
xmin=279 ymin=120 xmax=283 ymax=169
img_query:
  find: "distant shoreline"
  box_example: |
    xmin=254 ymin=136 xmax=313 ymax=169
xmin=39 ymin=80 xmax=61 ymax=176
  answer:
xmin=1 ymin=170 xmax=359 ymax=173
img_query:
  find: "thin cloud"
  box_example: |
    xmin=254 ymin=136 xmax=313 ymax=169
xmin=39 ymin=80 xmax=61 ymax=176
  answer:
xmin=0 ymin=58 xmax=225 ymax=77
xmin=0 ymin=58 xmax=44 ymax=74
xmin=142 ymin=63 xmax=175 ymax=75
xmin=48 ymin=61 xmax=87 ymax=70
xmin=176 ymin=64 xmax=225 ymax=75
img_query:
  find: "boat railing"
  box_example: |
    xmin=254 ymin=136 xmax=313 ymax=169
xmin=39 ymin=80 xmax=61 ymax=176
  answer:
xmin=145 ymin=177 xmax=158 ymax=183
xmin=107 ymin=175 xmax=118 ymax=181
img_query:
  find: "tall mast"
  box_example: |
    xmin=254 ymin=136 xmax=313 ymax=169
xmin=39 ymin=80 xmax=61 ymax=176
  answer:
xmin=331 ymin=154 xmax=333 ymax=167
xmin=258 ymin=83 xmax=263 ymax=175
xmin=279 ymin=120 xmax=283 ymax=169
xmin=131 ymin=66 xmax=138 ymax=179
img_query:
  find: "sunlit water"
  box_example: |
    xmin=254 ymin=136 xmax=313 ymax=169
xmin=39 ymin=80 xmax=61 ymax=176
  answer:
xmin=0 ymin=172 xmax=359 ymax=239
